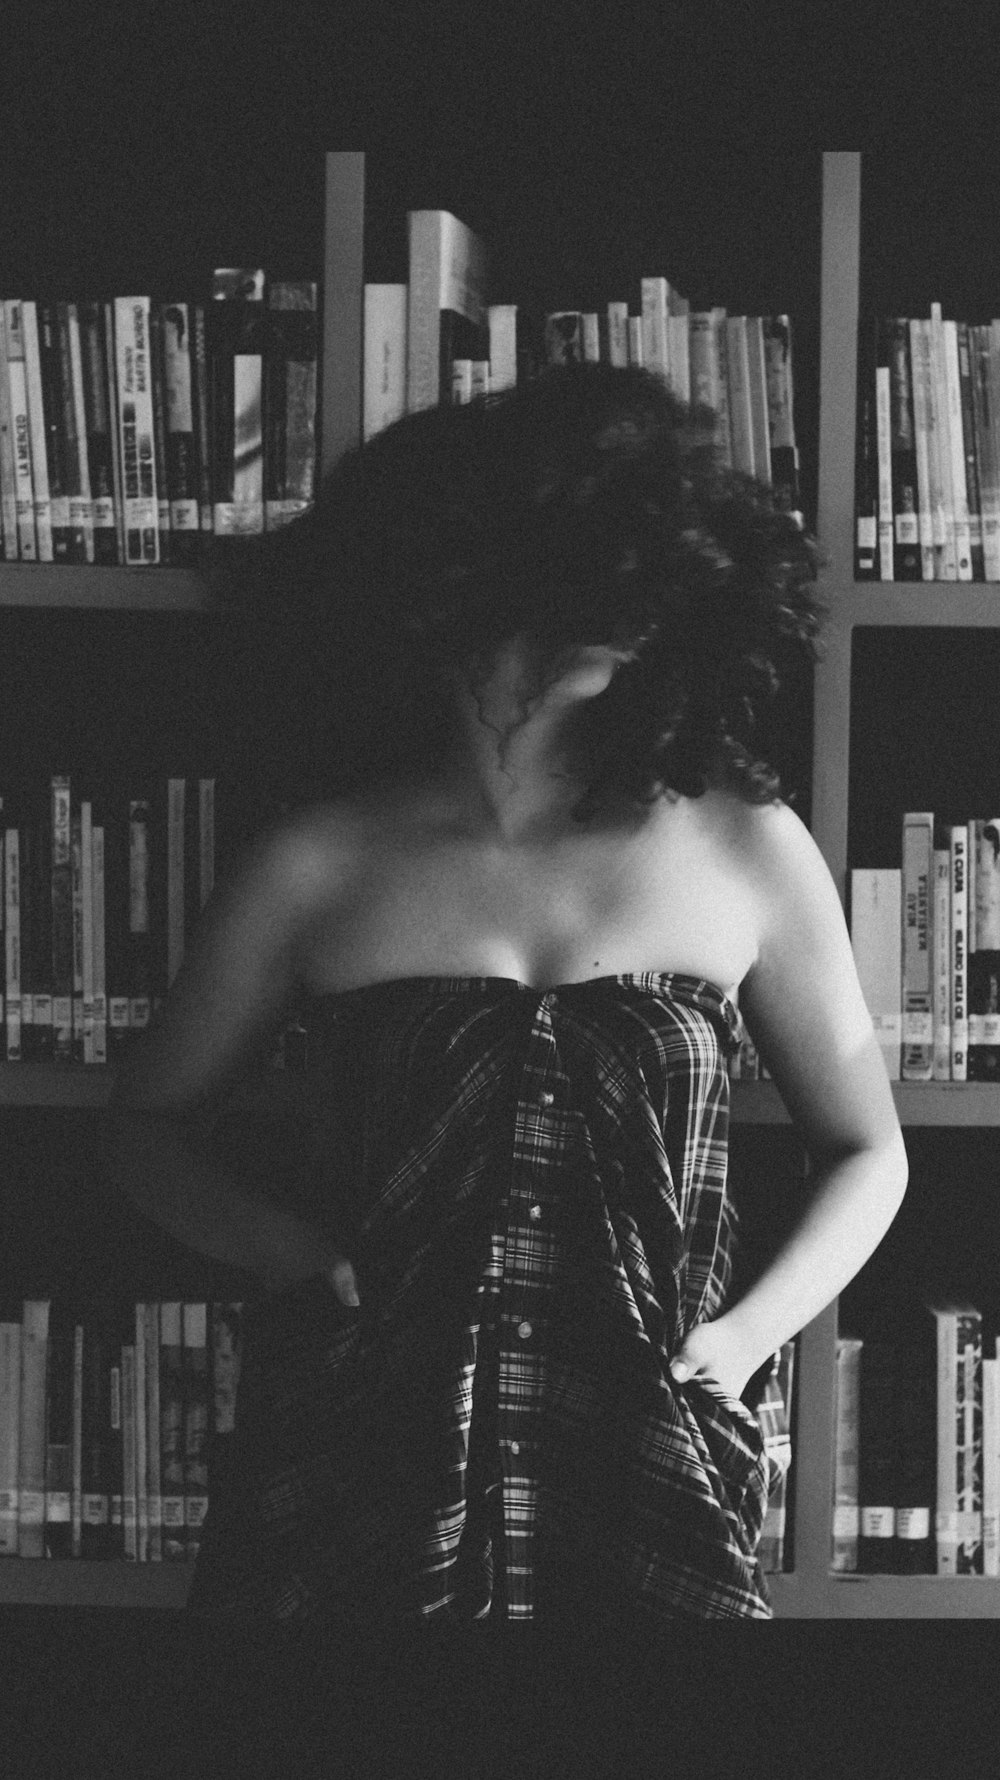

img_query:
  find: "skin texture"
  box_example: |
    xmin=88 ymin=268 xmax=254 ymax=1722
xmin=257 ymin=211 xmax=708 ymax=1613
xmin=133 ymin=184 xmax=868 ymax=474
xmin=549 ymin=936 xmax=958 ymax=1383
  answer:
xmin=108 ymin=632 xmax=907 ymax=1401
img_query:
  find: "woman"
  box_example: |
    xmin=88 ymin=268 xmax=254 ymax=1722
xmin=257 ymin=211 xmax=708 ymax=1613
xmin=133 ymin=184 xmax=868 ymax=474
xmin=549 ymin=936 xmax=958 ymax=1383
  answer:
xmin=108 ymin=364 xmax=907 ymax=1772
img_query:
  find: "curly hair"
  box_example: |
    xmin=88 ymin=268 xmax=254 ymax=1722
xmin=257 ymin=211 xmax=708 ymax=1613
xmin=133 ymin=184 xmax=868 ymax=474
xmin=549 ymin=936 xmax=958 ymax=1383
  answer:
xmin=219 ymin=363 xmax=823 ymax=823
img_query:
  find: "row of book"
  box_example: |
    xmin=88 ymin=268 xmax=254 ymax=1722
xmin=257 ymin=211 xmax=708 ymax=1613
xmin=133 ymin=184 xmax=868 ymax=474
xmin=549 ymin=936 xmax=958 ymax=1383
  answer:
xmin=0 ymin=1298 xmax=241 ymax=1562
xmin=832 ymin=1302 xmax=997 ymax=1575
xmin=1 ymin=774 xmax=219 ymax=1064
xmin=855 ymin=310 xmax=1000 ymax=581
xmin=364 ymin=208 xmax=803 ymax=516
xmin=0 ymin=280 xmax=318 ymax=566
xmin=851 ymin=812 xmax=1000 ymax=1083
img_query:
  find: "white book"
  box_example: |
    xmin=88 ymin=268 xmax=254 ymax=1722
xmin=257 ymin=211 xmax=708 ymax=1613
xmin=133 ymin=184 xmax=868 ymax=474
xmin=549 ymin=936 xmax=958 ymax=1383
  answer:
xmin=627 ymin=316 xmax=644 ymax=368
xmin=606 ymin=302 xmax=629 ymax=369
xmin=4 ymin=826 xmax=19 ymax=1063
xmin=0 ymin=1317 xmax=21 ymax=1554
xmin=19 ymin=301 xmax=52 ymax=562
xmin=712 ymin=309 xmax=733 ymax=467
xmin=487 ymin=303 xmax=518 ymax=392
xmin=668 ymin=291 xmax=690 ymax=404
xmin=901 ymin=812 xmax=934 ymax=1080
xmin=0 ymin=307 xmax=20 ymax=559
xmin=983 ymin=1353 xmax=1000 ymax=1578
xmin=689 ymin=311 xmax=723 ymax=414
xmin=942 ymin=317 xmax=973 ymax=581
xmin=950 ymin=823 xmax=969 ymax=1081
xmin=850 ymin=869 xmax=901 ymax=1080
xmin=932 ymin=848 xmax=952 ymax=1082
xmin=363 ymin=284 xmax=408 ymax=440
xmin=581 ymin=313 xmax=600 ymax=364
xmin=405 ymin=209 xmax=487 ymax=414
xmin=113 ymin=297 xmax=160 ymax=564
xmin=930 ymin=1301 xmax=983 ymax=1576
xmin=875 ymin=363 xmax=894 ymax=580
xmin=640 ymin=277 xmax=670 ymax=387
xmin=929 ymin=304 xmax=958 ymax=579
xmin=3 ymin=303 xmax=36 ymax=560
xmin=167 ymin=777 xmax=185 ymax=988
xmin=831 ymin=1336 xmax=862 ymax=1572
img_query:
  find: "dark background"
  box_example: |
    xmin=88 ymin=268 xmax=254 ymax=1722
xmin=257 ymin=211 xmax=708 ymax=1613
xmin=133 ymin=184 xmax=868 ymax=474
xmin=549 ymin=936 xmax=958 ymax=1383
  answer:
xmin=5 ymin=2 xmax=1000 ymax=1768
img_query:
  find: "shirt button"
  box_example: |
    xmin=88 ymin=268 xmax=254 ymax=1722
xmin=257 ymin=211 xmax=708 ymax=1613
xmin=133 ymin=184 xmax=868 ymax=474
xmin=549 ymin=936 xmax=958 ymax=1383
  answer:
xmin=528 ymin=1204 xmax=542 ymax=1221
xmin=517 ymin=1320 xmax=533 ymax=1340
xmin=538 ymin=1089 xmax=555 ymax=1107
xmin=509 ymin=1440 xmax=521 ymax=1456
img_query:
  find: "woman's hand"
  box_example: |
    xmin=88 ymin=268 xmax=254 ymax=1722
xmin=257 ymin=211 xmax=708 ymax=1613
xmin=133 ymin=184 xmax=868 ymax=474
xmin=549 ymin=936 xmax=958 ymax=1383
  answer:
xmin=668 ymin=1313 xmax=765 ymax=1403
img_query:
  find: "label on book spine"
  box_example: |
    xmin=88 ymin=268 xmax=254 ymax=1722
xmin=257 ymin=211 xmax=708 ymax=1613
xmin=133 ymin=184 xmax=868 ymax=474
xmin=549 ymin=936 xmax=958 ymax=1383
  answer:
xmin=832 ymin=1504 xmax=860 ymax=1539
xmin=896 ymin=1508 xmax=931 ymax=1540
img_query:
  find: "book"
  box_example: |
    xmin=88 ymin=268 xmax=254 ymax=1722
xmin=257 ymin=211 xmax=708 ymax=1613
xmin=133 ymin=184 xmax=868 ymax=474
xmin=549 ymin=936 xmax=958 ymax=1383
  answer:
xmin=849 ymin=868 xmax=901 ymax=1080
xmin=406 ymin=209 xmax=488 ymax=413
xmin=364 ymin=284 xmax=408 ymax=442
xmin=832 ymin=1335 xmax=862 ymax=1572
xmin=950 ymin=823 xmax=969 ymax=1082
xmin=62 ymin=304 xmax=96 ymax=564
xmin=901 ymin=812 xmax=934 ymax=1081
xmin=191 ymin=304 xmax=213 ymax=537
xmin=929 ymin=303 xmax=958 ymax=580
xmin=211 ymin=268 xmax=266 ymax=537
xmin=91 ymin=820 xmax=107 ymax=1065
xmin=148 ymin=304 xmax=172 ymax=559
xmin=874 ymin=327 xmax=894 ymax=581
xmin=971 ymin=324 xmax=1000 ymax=580
xmin=486 ymin=303 xmax=518 ymax=392
xmin=4 ymin=820 xmax=20 ymax=1063
xmin=941 ymin=312 xmax=973 ymax=580
xmin=544 ymin=312 xmax=586 ymax=367
xmin=956 ymin=321 xmax=984 ymax=579
xmin=969 ymin=818 xmax=1000 ymax=1081
xmin=264 ymin=281 xmax=319 ymax=530
xmin=79 ymin=1304 xmax=114 ymax=1559
xmin=605 ymin=302 xmax=630 ymax=371
xmin=894 ymin=1326 xmax=937 ymax=1573
xmin=0 ymin=307 xmax=19 ymax=559
xmin=0 ymin=1305 xmax=22 ymax=1554
xmin=183 ymin=1302 xmax=209 ymax=1559
xmin=928 ymin=1300 xmax=983 ymax=1576
xmin=71 ymin=1315 xmax=83 ymax=1557
xmin=134 ymin=1301 xmax=147 ymax=1561
xmin=983 ymin=1348 xmax=1000 ymax=1578
xmin=450 ymin=359 xmax=473 ymax=404
xmin=932 ymin=846 xmax=952 ymax=1082
xmin=20 ymin=301 xmax=54 ymax=561
xmin=640 ymin=279 xmax=671 ymax=388
xmin=112 ymin=297 xmax=160 ymax=564
xmin=886 ymin=319 xmax=920 ymax=580
xmin=159 ymin=1302 xmax=186 ymax=1560
xmin=127 ymin=797 xmax=153 ymax=1034
xmin=77 ymin=300 xmax=118 ymax=565
xmin=907 ymin=317 xmax=936 ymax=580
xmin=2 ymin=303 xmax=37 ymax=561
xmin=858 ymin=1338 xmax=897 ymax=1571
xmin=144 ymin=1301 xmax=162 ymax=1562
xmin=43 ymin=1302 xmax=74 ymax=1558
xmin=18 ymin=1299 xmax=49 ymax=1560
xmin=160 ymin=302 xmax=202 ymax=562
xmin=167 ymin=777 xmax=185 ymax=990
xmin=744 ymin=316 xmax=771 ymax=487
xmin=121 ymin=1334 xmax=137 ymax=1560
xmin=103 ymin=305 xmax=126 ymax=563
xmin=762 ymin=315 xmax=801 ymax=521
xmin=725 ymin=315 xmax=754 ymax=476
xmin=51 ymin=774 xmax=73 ymax=1063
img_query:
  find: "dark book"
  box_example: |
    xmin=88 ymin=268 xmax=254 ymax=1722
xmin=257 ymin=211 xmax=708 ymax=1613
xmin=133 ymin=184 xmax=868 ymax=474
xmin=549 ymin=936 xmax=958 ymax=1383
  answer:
xmin=191 ymin=303 xmax=213 ymax=537
xmin=77 ymin=301 xmax=119 ymax=565
xmin=855 ymin=315 xmax=878 ymax=578
xmin=763 ymin=314 xmax=802 ymax=523
xmin=182 ymin=1302 xmax=209 ymax=1560
xmin=211 ymin=268 xmax=266 ymax=537
xmin=264 ymin=281 xmax=318 ymax=531
xmin=158 ymin=1302 xmax=186 ymax=1560
xmin=893 ymin=1330 xmax=937 ymax=1573
xmin=148 ymin=304 xmax=172 ymax=562
xmin=36 ymin=302 xmax=74 ymax=563
xmin=43 ymin=1301 xmax=75 ymax=1558
xmin=50 ymin=774 xmax=73 ymax=1063
xmin=55 ymin=304 xmax=91 ymax=563
xmin=127 ymin=795 xmax=153 ymax=1036
xmin=79 ymin=1303 xmax=115 ymax=1559
xmin=957 ymin=322 xmax=985 ymax=580
xmin=858 ymin=1338 xmax=898 ymax=1572
xmin=887 ymin=318 xmax=921 ymax=581
xmin=160 ymin=302 xmax=202 ymax=564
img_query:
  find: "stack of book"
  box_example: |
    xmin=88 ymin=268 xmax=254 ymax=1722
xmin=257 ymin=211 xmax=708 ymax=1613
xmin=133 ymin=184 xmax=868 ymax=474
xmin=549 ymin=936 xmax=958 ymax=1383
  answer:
xmin=0 ymin=1297 xmax=241 ymax=1562
xmin=855 ymin=309 xmax=1000 ymax=581
xmin=363 ymin=209 xmax=802 ymax=518
xmin=832 ymin=1301 xmax=996 ymax=1576
xmin=1 ymin=774 xmax=218 ymax=1064
xmin=851 ymin=810 xmax=1000 ymax=1084
xmin=0 ymin=279 xmax=318 ymax=566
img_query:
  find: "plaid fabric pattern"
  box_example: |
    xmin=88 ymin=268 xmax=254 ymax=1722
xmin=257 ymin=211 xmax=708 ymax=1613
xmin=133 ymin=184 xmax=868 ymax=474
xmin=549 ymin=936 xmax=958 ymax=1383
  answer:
xmin=189 ymin=973 xmax=775 ymax=1635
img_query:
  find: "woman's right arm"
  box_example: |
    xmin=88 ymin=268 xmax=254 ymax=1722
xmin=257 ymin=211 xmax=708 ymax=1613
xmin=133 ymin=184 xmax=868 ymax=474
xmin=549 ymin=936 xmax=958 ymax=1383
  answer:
xmin=105 ymin=814 xmax=360 ymax=1306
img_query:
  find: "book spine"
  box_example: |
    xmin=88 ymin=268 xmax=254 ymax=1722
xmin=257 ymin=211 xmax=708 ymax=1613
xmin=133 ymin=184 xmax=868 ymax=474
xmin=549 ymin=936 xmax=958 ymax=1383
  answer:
xmin=627 ymin=316 xmax=643 ymax=368
xmin=858 ymin=1339 xmax=897 ymax=1571
xmin=957 ymin=322 xmax=985 ymax=579
xmin=121 ymin=1336 xmax=137 ymax=1560
xmin=901 ymin=811 xmax=934 ymax=1080
xmin=874 ymin=336 xmax=894 ymax=581
xmin=0 ymin=1316 xmax=21 ymax=1553
xmin=77 ymin=301 xmax=118 ymax=564
xmin=854 ymin=319 xmax=878 ymax=577
xmin=983 ymin=1350 xmax=1000 ymax=1578
xmin=0 ymin=308 xmax=20 ymax=558
xmin=198 ymin=778 xmax=216 ymax=912
xmin=144 ymin=1301 xmax=162 ymax=1562
xmin=894 ymin=1332 xmax=937 ymax=1573
xmin=849 ymin=868 xmax=902 ymax=1080
xmin=148 ymin=306 xmax=172 ymax=559
xmin=725 ymin=316 xmax=754 ymax=476
xmin=18 ymin=1300 xmax=50 ymax=1560
xmin=51 ymin=775 xmax=73 ymax=1062
xmin=640 ymin=278 xmax=670 ymax=386
xmin=128 ymin=798 xmax=152 ymax=1034
xmin=605 ymin=301 xmax=629 ymax=371
xmin=81 ymin=801 xmax=94 ymax=1063
xmin=486 ymin=302 xmax=518 ymax=391
xmin=934 ymin=1305 xmax=959 ymax=1575
xmin=113 ymin=298 xmax=160 ymax=564
xmin=3 ymin=303 xmax=37 ymax=560
xmin=407 ymin=210 xmax=487 ymax=413
xmin=167 ymin=777 xmax=185 ymax=989
xmin=744 ymin=315 xmax=771 ymax=486
xmin=192 ymin=305 xmax=213 ymax=536
xmin=932 ymin=847 xmax=952 ymax=1082
xmin=951 ymin=823 xmax=969 ymax=1082
xmin=887 ymin=318 xmax=921 ymax=579
xmin=942 ymin=316 xmax=973 ymax=580
xmin=80 ymin=1308 xmax=112 ymax=1558
xmin=929 ymin=303 xmax=958 ymax=579
xmin=158 ymin=1302 xmax=186 ymax=1559
xmin=105 ymin=799 xmax=130 ymax=1054
xmin=211 ymin=268 xmax=266 ymax=537
xmin=4 ymin=824 xmax=20 ymax=1063
xmin=107 ymin=1309 xmax=125 ymax=1556
xmin=44 ymin=1308 xmax=74 ymax=1558
xmin=134 ymin=1303 xmax=147 ymax=1562
xmin=264 ymin=281 xmax=318 ymax=530
xmin=909 ymin=318 xmax=938 ymax=579
xmin=182 ymin=1302 xmax=209 ymax=1559
xmin=831 ymin=1335 xmax=863 ymax=1571
xmin=38 ymin=301 xmax=72 ymax=563
xmin=92 ymin=822 xmax=107 ymax=1066
xmin=161 ymin=303 xmax=201 ymax=563
xmin=364 ymin=284 xmax=409 ymax=441
xmin=971 ymin=325 xmax=1000 ymax=579
xmin=969 ymin=818 xmax=1000 ymax=1081
xmin=20 ymin=302 xmax=53 ymax=561
xmin=63 ymin=304 xmax=95 ymax=564
xmin=957 ymin=1309 xmax=984 ymax=1574
xmin=51 ymin=302 xmax=88 ymax=561
xmin=712 ymin=308 xmax=733 ymax=468
xmin=762 ymin=314 xmax=800 ymax=520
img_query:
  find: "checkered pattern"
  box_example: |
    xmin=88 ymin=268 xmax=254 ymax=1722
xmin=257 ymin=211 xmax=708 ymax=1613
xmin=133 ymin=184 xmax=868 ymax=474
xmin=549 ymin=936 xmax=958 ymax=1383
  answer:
xmin=189 ymin=974 xmax=775 ymax=1636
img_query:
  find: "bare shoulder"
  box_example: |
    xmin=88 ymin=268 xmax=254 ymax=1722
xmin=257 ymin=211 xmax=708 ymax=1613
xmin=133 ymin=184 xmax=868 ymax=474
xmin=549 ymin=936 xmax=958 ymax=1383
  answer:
xmin=701 ymin=791 xmax=835 ymax=904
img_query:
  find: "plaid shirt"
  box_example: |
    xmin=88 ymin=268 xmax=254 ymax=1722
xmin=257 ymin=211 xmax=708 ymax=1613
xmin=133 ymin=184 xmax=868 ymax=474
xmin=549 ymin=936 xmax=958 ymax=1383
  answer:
xmin=189 ymin=973 xmax=775 ymax=1637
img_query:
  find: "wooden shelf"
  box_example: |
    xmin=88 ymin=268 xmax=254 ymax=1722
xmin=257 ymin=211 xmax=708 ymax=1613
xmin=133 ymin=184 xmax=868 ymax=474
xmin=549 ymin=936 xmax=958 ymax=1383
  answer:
xmin=0 ymin=1063 xmax=307 ymax=1110
xmin=0 ymin=1559 xmax=193 ymax=1609
xmin=770 ymin=1570 xmax=1000 ymax=1618
xmin=833 ymin=584 xmax=1000 ymax=630
xmin=0 ymin=564 xmax=210 ymax=610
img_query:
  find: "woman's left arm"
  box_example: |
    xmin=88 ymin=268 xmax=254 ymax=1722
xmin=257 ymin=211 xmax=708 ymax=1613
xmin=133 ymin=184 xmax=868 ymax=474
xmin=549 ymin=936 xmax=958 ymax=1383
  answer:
xmin=670 ymin=800 xmax=909 ymax=1399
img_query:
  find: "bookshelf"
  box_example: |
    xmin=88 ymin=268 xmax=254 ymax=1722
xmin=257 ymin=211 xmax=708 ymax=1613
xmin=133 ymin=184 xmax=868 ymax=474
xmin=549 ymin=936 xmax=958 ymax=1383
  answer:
xmin=0 ymin=147 xmax=972 ymax=1621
